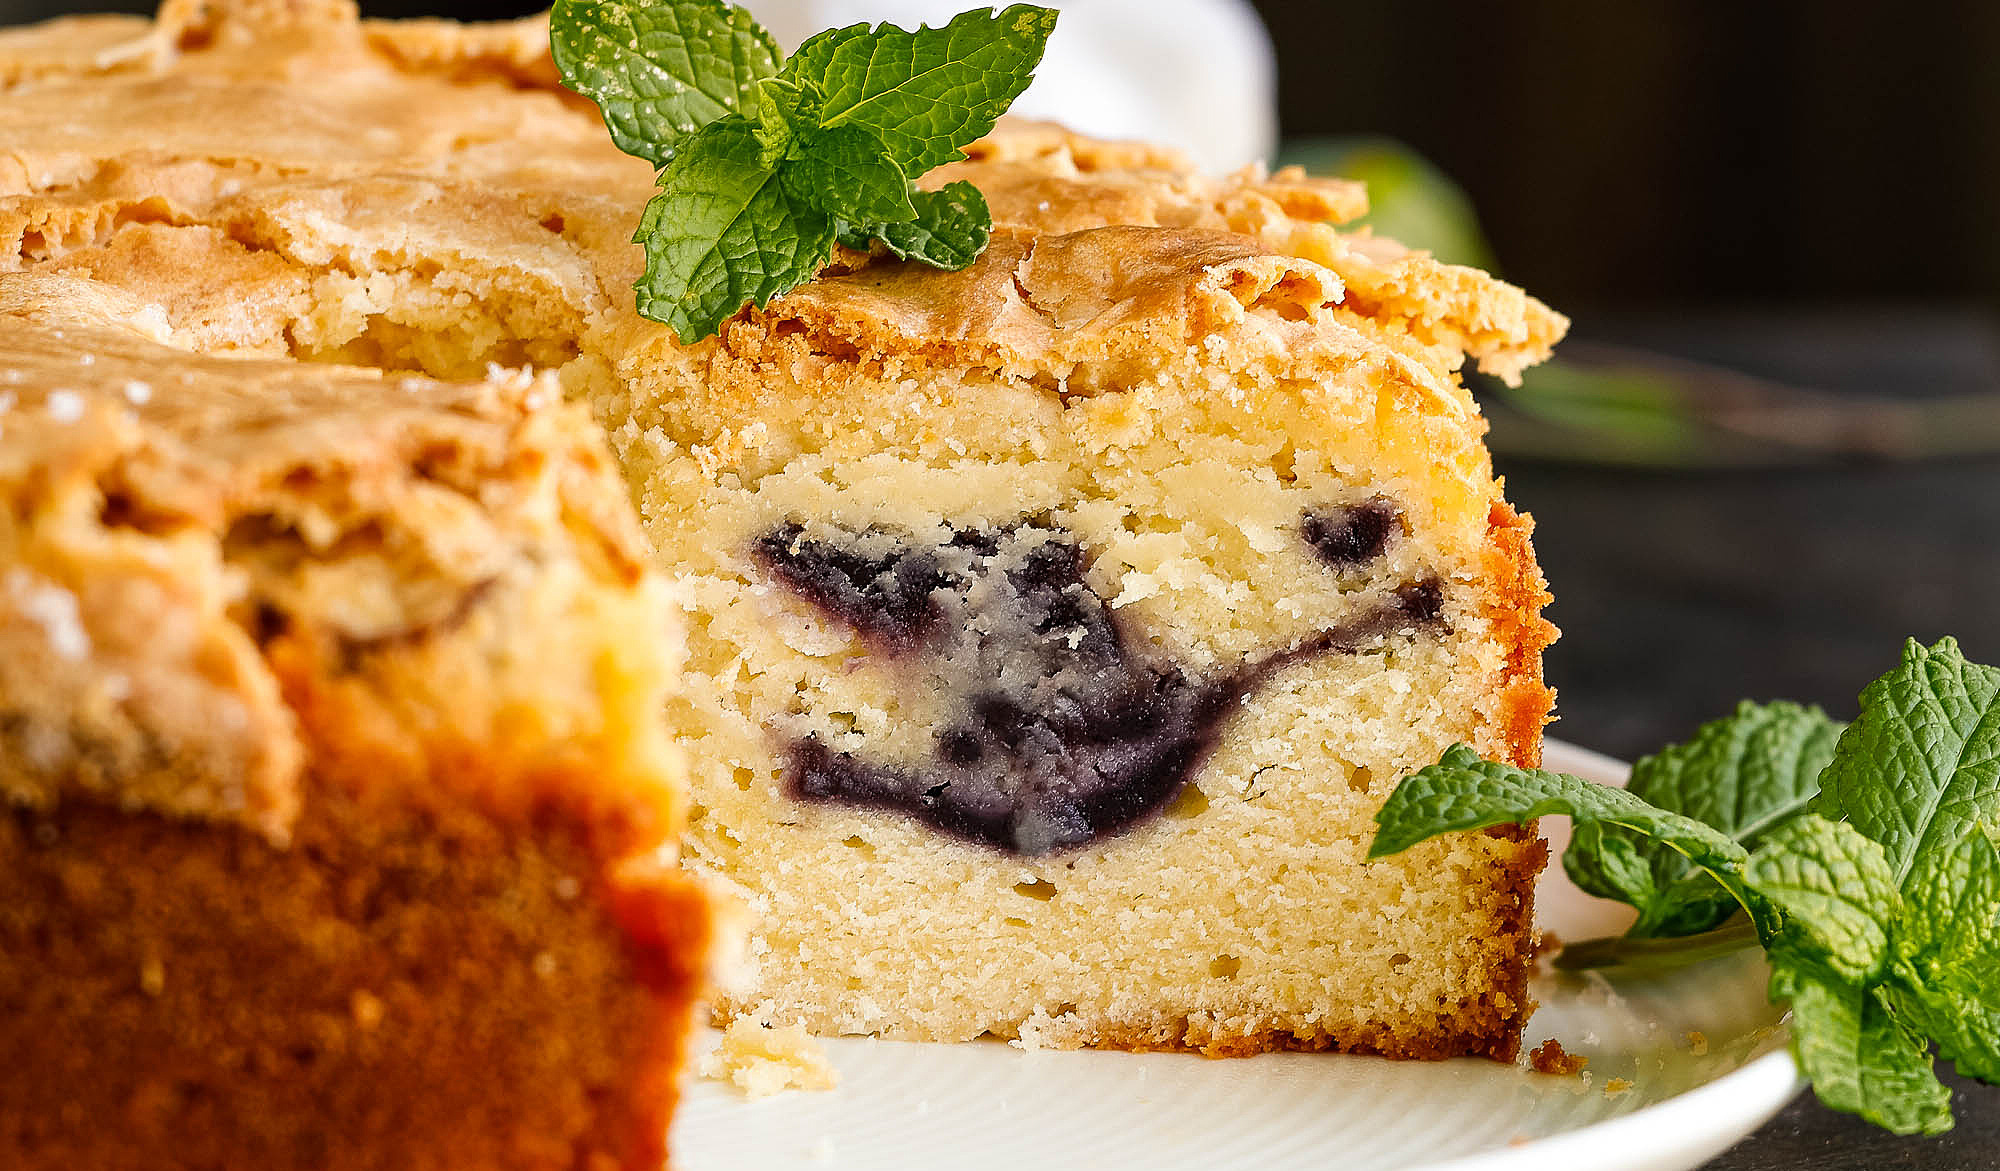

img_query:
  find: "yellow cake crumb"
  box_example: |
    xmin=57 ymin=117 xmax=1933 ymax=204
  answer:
xmin=699 ymin=1019 xmax=839 ymax=1099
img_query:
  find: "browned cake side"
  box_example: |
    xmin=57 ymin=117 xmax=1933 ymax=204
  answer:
xmin=0 ymin=275 xmax=712 ymax=1171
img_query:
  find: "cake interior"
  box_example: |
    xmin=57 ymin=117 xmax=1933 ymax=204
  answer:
xmin=597 ymin=322 xmax=1547 ymax=1058
xmin=0 ymin=1 xmax=1560 ymax=1061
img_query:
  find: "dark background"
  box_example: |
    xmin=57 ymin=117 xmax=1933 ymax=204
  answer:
xmin=4 ymin=1 xmax=1998 ymax=1162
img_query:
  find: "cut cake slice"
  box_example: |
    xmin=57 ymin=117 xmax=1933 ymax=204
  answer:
xmin=0 ymin=273 xmax=712 ymax=1170
xmin=595 ymin=150 xmax=1562 ymax=1060
xmin=0 ymin=0 xmax=1563 ymax=1062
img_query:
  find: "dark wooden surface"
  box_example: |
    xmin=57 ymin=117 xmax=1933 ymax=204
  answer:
xmin=1496 ymin=307 xmax=2000 ymax=1168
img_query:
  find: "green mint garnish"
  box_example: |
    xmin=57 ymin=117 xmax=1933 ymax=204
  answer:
xmin=1367 ymin=745 xmax=1770 ymax=939
xmin=1566 ymin=700 xmax=1843 ymax=938
xmin=550 ymin=0 xmax=780 ymax=168
xmin=786 ymin=6 xmax=1062 ymax=176
xmin=837 ymin=180 xmax=992 ymax=269
xmin=1814 ymin=638 xmax=2000 ymax=883
xmin=1369 ymin=637 xmax=2000 ymax=1135
xmin=629 ymin=115 xmax=836 ymax=343
xmin=551 ymin=0 xmax=1057 ymax=343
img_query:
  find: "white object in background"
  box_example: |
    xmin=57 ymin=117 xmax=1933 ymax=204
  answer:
xmin=747 ymin=0 xmax=1278 ymax=175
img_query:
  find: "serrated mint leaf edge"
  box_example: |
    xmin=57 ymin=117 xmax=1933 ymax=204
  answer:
xmin=840 ymin=180 xmax=991 ymax=270
xmin=783 ymin=4 xmax=1058 ymax=174
xmin=1747 ymin=815 xmax=1901 ymax=983
xmin=551 ymin=0 xmax=780 ymax=168
xmin=1780 ymin=961 xmax=1955 ymax=1136
xmin=1570 ymin=700 xmax=1843 ymax=939
xmin=1817 ymin=637 xmax=2000 ymax=888
xmin=632 ymin=115 xmax=835 ymax=344
xmin=1367 ymin=744 xmax=1765 ymax=929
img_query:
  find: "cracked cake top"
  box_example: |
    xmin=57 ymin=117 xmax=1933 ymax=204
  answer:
xmin=0 ymin=0 xmax=1564 ymax=389
xmin=0 ymin=271 xmax=677 ymax=850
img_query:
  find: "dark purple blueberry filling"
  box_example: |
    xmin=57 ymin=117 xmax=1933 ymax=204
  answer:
xmin=754 ymin=522 xmax=956 ymax=650
xmin=1301 ymin=498 xmax=1403 ymax=569
xmin=762 ymin=520 xmax=1445 ymax=855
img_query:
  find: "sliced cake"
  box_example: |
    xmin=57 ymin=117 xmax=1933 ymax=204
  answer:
xmin=591 ymin=148 xmax=1562 ymax=1059
xmin=0 ymin=0 xmax=1562 ymax=1061
xmin=0 ymin=272 xmax=712 ymax=1170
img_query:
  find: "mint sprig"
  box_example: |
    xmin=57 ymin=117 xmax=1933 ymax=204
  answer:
xmin=551 ymin=0 xmax=1057 ymax=343
xmin=1370 ymin=637 xmax=2000 ymax=1135
xmin=1566 ymin=700 xmax=1843 ymax=938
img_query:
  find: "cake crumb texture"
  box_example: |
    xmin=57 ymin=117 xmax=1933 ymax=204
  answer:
xmin=699 ymin=1018 xmax=840 ymax=1100
xmin=1529 ymin=1038 xmax=1590 ymax=1076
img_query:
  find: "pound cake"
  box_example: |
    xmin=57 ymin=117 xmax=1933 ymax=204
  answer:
xmin=0 ymin=273 xmax=712 ymax=1170
xmin=0 ymin=0 xmax=1562 ymax=1062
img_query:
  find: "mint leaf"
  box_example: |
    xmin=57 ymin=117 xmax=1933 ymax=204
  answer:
xmin=1781 ymin=960 xmax=1954 ymax=1136
xmin=556 ymin=2 xmax=1051 ymax=341
xmin=1889 ymin=827 xmax=2000 ymax=1081
xmin=1747 ymin=816 xmax=1901 ymax=983
xmin=1368 ymin=745 xmax=1765 ymax=925
xmin=786 ymin=5 xmax=1058 ymax=174
xmin=1569 ymin=701 xmax=1842 ymax=937
xmin=839 ymin=181 xmax=992 ymax=270
xmin=783 ymin=124 xmax=918 ymax=225
xmin=749 ymin=76 xmax=809 ymax=164
xmin=633 ymin=115 xmax=834 ymax=343
xmin=1817 ymin=637 xmax=2000 ymax=885
xmin=1376 ymin=641 xmax=2000 ymax=1138
xmin=551 ymin=0 xmax=779 ymax=168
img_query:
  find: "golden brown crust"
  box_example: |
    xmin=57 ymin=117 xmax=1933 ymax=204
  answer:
xmin=0 ymin=14 xmax=170 ymax=89
xmin=1059 ymin=998 xmax=1536 ymax=1063
xmin=1 ymin=788 xmax=711 ymax=1171
xmin=360 ymin=13 xmax=564 ymax=91
xmin=0 ymin=271 xmax=711 ymax=1170
xmin=0 ymin=274 xmax=667 ymax=842
xmin=1478 ymin=499 xmax=1559 ymax=771
xmin=0 ymin=7 xmax=1558 ymax=393
xmin=1457 ymin=499 xmax=1560 ymax=1062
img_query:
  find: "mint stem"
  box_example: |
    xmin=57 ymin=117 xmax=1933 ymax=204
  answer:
xmin=1553 ymin=918 xmax=1762 ymax=972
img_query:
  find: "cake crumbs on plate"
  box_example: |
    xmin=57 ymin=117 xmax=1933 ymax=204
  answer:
xmin=699 ymin=1018 xmax=838 ymax=1099
xmin=1528 ymin=1037 xmax=1589 ymax=1076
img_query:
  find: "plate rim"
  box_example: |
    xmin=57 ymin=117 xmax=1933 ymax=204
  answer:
xmin=1411 ymin=737 xmax=1806 ymax=1171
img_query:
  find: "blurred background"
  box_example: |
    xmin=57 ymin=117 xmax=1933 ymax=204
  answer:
xmin=5 ymin=0 xmax=1998 ymax=762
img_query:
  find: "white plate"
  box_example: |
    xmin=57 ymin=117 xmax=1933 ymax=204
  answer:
xmin=674 ymin=740 xmax=1803 ymax=1171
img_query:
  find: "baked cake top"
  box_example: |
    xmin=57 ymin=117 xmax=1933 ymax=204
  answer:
xmin=0 ymin=271 xmax=675 ymax=848
xmin=0 ymin=1 xmax=1561 ymax=779
xmin=0 ymin=0 xmax=1564 ymax=386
